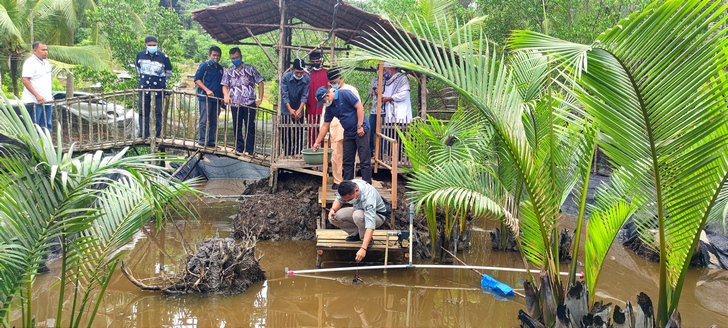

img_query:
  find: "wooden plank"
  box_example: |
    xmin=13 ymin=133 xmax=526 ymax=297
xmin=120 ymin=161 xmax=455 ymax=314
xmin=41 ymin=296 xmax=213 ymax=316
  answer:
xmin=316 ymin=229 xmax=396 ymax=238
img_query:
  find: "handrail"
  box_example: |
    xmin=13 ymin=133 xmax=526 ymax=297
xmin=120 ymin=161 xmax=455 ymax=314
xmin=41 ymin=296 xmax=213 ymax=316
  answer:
xmin=374 ymin=132 xmax=398 ymax=223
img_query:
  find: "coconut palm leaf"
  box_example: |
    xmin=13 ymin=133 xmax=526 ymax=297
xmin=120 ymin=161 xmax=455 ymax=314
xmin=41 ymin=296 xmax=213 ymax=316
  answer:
xmin=0 ymin=93 xmax=198 ymax=327
xmin=0 ymin=0 xmax=22 ymax=41
xmin=47 ymin=45 xmax=111 ymax=71
xmin=509 ymin=0 xmax=728 ymax=323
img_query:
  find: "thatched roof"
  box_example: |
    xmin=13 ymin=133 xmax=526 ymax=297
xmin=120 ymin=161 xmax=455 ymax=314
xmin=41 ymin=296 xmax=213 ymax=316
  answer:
xmin=191 ymin=0 xmax=417 ymax=50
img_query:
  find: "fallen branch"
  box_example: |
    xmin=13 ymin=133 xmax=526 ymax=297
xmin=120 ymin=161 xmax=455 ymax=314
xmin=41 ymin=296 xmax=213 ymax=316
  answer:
xmin=120 ymin=261 xmax=162 ymax=291
xmin=296 ymin=185 xmax=313 ymax=197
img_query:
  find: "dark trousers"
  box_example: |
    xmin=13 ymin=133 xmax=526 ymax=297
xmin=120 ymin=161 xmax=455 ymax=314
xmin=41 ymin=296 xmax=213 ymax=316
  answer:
xmin=198 ymin=99 xmax=219 ymax=146
xmin=138 ymin=90 xmax=163 ymax=138
xmin=343 ymin=128 xmax=372 ymax=184
xmin=231 ymin=105 xmax=256 ymax=154
xmin=369 ymin=113 xmax=383 ymax=155
xmin=282 ymin=114 xmax=304 ymax=156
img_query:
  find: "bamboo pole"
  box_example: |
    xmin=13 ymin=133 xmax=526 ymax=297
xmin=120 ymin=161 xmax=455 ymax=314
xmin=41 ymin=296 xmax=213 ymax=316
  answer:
xmin=246 ymin=27 xmax=277 ymax=68
xmin=374 ymin=61 xmax=384 ymax=172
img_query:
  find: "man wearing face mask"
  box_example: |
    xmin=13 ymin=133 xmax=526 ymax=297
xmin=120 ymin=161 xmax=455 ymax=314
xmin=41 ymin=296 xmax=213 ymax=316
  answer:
xmin=222 ymin=47 xmax=265 ymax=156
xmin=328 ymin=180 xmax=387 ymax=262
xmin=136 ymin=35 xmax=173 ymax=138
xmin=280 ymin=58 xmax=309 ymax=156
xmin=324 ymin=68 xmax=360 ymax=189
xmin=312 ymin=86 xmax=372 ymax=184
xmin=194 ymin=45 xmax=224 ymax=147
xmin=305 ymin=51 xmax=328 ymax=146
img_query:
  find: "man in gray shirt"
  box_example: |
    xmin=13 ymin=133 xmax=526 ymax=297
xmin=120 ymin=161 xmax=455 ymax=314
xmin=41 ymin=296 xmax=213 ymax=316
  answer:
xmin=328 ymin=180 xmax=387 ymax=262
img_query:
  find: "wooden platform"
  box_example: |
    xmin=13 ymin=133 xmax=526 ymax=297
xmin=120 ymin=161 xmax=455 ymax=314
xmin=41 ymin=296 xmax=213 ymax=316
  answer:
xmin=315 ymin=229 xmax=407 ymax=268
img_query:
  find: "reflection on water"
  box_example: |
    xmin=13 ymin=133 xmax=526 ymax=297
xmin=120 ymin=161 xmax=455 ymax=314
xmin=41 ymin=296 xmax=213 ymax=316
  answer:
xmin=16 ymin=197 xmax=728 ymax=327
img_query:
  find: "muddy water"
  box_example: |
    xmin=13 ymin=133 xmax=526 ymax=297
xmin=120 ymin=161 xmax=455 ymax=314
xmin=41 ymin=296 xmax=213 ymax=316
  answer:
xmin=18 ymin=198 xmax=728 ymax=327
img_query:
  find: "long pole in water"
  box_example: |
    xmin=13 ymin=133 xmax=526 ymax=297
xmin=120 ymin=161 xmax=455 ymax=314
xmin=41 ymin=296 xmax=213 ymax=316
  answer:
xmin=408 ymin=201 xmax=413 ymax=265
xmin=287 ymin=264 xmax=577 ymax=276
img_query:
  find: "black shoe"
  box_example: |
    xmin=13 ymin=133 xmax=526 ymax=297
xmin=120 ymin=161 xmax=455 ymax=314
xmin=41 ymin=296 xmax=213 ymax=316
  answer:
xmin=345 ymin=234 xmax=361 ymax=242
xmin=332 ymin=183 xmax=339 ymax=190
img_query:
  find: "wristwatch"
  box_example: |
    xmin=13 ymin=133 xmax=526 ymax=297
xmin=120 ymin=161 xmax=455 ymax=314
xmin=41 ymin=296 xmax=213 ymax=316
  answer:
xmin=357 ymin=124 xmax=363 ymax=128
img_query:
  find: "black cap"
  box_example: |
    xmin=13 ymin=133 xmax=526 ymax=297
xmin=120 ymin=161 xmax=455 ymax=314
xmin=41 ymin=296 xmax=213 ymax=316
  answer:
xmin=293 ymin=58 xmax=305 ymax=70
xmin=144 ymin=36 xmax=157 ymax=43
xmin=327 ymin=67 xmax=341 ymax=80
xmin=309 ymin=51 xmax=322 ymax=59
xmin=315 ymin=86 xmax=329 ymax=108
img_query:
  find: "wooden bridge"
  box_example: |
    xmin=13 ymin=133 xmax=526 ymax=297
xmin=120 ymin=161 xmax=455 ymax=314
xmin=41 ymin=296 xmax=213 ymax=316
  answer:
xmin=32 ymin=89 xmax=407 ymax=198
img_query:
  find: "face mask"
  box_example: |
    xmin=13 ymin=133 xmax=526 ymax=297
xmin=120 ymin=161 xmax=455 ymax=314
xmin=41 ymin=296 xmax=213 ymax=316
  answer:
xmin=346 ymin=198 xmax=359 ymax=205
xmin=329 ymin=83 xmax=340 ymax=89
xmin=323 ymin=100 xmax=332 ymax=107
xmin=293 ymin=74 xmax=303 ymax=80
xmin=310 ymin=63 xmax=321 ymax=69
xmin=232 ymin=59 xmax=243 ymax=67
xmin=383 ymin=71 xmax=391 ymax=80
xmin=147 ymin=46 xmax=158 ymax=54
xmin=210 ymin=58 xmax=219 ymax=64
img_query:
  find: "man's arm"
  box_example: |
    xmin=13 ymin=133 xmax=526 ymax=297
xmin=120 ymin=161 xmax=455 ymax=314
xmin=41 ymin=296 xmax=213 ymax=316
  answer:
xmin=255 ymin=81 xmax=264 ymax=106
xmin=355 ymin=228 xmax=375 ymax=262
xmin=312 ymin=122 xmax=331 ymax=151
xmin=22 ymin=77 xmax=44 ymax=103
xmin=222 ymin=85 xmax=231 ymax=105
xmin=280 ymin=78 xmax=294 ymax=114
xmin=164 ymin=56 xmax=173 ymax=78
xmin=355 ymin=101 xmax=365 ymax=136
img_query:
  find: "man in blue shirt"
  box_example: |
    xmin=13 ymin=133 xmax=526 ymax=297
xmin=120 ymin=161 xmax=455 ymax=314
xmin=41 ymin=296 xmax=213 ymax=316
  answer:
xmin=194 ymin=46 xmax=224 ymax=147
xmin=312 ymin=86 xmax=372 ymax=184
xmin=135 ymin=35 xmax=172 ymax=138
xmin=280 ymin=58 xmax=309 ymax=156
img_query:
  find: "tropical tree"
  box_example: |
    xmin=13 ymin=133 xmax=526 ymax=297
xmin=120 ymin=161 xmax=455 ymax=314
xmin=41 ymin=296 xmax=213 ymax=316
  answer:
xmin=0 ymin=95 xmax=199 ymax=327
xmin=344 ymin=12 xmax=609 ymax=326
xmin=509 ymin=0 xmax=728 ymax=325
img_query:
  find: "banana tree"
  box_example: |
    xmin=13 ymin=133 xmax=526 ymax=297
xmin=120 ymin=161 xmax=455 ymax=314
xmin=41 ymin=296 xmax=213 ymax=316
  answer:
xmin=344 ymin=15 xmax=606 ymax=326
xmin=509 ymin=0 xmax=728 ymax=325
xmin=0 ymin=95 xmax=199 ymax=327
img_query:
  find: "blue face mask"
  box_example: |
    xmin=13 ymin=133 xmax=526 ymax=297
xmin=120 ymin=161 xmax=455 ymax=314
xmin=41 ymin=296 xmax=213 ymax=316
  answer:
xmin=147 ymin=46 xmax=158 ymax=54
xmin=293 ymin=74 xmax=303 ymax=80
xmin=232 ymin=59 xmax=243 ymax=67
xmin=329 ymin=83 xmax=340 ymax=89
xmin=383 ymin=71 xmax=391 ymax=80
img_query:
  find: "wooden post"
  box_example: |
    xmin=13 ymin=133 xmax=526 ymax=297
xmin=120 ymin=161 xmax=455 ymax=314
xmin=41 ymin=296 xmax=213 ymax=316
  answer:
xmin=321 ymin=136 xmax=330 ymax=209
xmin=419 ymin=74 xmax=427 ymax=119
xmin=374 ymin=61 xmax=384 ymax=172
xmin=391 ymin=140 xmax=398 ymax=227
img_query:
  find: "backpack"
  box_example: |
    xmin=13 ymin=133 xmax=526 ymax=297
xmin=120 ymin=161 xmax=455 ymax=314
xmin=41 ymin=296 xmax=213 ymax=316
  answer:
xmin=378 ymin=197 xmax=393 ymax=217
xmin=196 ymin=61 xmax=214 ymax=95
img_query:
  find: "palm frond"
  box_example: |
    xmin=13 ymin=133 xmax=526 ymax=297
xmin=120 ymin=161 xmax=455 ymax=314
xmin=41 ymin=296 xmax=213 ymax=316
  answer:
xmin=47 ymin=45 xmax=111 ymax=71
xmin=510 ymin=0 xmax=728 ymax=322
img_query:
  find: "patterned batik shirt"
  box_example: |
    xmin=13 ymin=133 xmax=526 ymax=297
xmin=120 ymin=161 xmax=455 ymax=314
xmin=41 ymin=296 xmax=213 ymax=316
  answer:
xmin=135 ymin=50 xmax=173 ymax=89
xmin=221 ymin=64 xmax=264 ymax=106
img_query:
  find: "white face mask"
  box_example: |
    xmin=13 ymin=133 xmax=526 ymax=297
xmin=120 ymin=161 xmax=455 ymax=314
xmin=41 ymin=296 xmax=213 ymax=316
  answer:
xmin=346 ymin=198 xmax=359 ymax=205
xmin=323 ymin=100 xmax=332 ymax=107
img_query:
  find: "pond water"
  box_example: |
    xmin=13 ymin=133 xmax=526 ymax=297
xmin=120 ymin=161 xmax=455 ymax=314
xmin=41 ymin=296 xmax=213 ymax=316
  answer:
xmin=16 ymin=191 xmax=728 ymax=327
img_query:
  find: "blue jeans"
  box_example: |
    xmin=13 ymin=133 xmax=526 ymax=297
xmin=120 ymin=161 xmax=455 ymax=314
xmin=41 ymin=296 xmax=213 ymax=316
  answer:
xmin=198 ymin=99 xmax=219 ymax=146
xmin=31 ymin=103 xmax=53 ymax=132
xmin=231 ymin=105 xmax=256 ymax=154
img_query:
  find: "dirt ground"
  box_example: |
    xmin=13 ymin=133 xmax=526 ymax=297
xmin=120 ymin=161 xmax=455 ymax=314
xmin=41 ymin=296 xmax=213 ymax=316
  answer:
xmin=231 ymin=170 xmax=432 ymax=258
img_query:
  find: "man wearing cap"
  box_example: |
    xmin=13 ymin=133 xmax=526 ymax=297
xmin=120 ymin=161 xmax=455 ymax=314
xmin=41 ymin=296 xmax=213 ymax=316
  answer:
xmin=280 ymin=58 xmax=309 ymax=156
xmin=312 ymin=86 xmax=372 ymax=184
xmin=136 ymin=35 xmax=173 ymax=138
xmin=222 ymin=47 xmax=265 ymax=155
xmin=325 ymin=68 xmax=360 ymax=189
xmin=305 ymin=51 xmax=328 ymax=146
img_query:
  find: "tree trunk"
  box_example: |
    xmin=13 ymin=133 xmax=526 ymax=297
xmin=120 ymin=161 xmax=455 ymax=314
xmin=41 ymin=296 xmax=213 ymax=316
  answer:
xmin=10 ymin=53 xmax=20 ymax=97
xmin=613 ymin=302 xmax=635 ymax=328
xmin=565 ymin=281 xmax=588 ymax=326
xmin=634 ymin=293 xmax=655 ymax=328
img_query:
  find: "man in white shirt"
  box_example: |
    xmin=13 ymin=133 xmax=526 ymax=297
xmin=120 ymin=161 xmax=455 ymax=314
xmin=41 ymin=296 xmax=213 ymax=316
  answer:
xmin=21 ymin=42 xmax=53 ymax=131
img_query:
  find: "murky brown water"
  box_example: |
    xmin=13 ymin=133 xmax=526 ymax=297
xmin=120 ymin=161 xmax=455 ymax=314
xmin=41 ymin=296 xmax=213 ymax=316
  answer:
xmin=15 ymin=194 xmax=728 ymax=327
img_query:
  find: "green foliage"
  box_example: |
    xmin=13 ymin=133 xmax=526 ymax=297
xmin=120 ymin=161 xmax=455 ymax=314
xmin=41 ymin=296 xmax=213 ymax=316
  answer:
xmin=510 ymin=0 xmax=728 ymax=324
xmin=0 ymin=93 xmax=200 ymax=327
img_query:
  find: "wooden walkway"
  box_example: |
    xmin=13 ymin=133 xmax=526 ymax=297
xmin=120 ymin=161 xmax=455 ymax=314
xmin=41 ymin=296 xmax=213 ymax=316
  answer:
xmin=315 ymin=229 xmax=408 ymax=268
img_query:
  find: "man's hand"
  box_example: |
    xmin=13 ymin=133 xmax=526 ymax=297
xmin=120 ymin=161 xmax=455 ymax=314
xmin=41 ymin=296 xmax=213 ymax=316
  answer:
xmin=328 ymin=209 xmax=337 ymax=222
xmin=206 ymin=90 xmax=214 ymax=97
xmin=255 ymin=99 xmax=262 ymax=106
xmin=36 ymin=96 xmax=46 ymax=104
xmin=357 ymin=126 xmax=364 ymax=137
xmin=224 ymin=96 xmax=231 ymax=105
xmin=355 ymin=248 xmax=366 ymax=262
xmin=294 ymin=109 xmax=303 ymax=120
xmin=312 ymin=143 xmax=320 ymax=152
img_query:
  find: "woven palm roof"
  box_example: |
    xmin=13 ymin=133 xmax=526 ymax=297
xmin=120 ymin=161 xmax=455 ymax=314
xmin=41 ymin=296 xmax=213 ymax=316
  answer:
xmin=192 ymin=0 xmax=419 ymax=50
